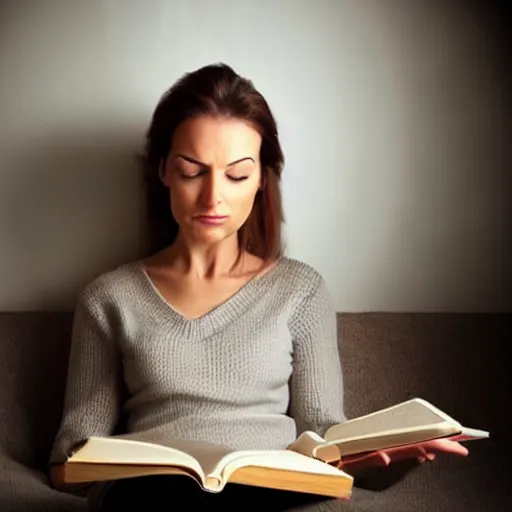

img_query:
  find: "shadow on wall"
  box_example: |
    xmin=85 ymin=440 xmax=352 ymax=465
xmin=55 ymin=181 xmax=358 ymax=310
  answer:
xmin=0 ymin=126 xmax=151 ymax=310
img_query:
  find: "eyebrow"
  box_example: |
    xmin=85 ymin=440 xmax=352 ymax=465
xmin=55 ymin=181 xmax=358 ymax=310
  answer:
xmin=175 ymin=154 xmax=255 ymax=167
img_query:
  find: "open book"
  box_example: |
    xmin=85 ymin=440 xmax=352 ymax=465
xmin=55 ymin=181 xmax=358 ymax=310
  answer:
xmin=58 ymin=432 xmax=353 ymax=499
xmin=289 ymin=397 xmax=489 ymax=463
xmin=58 ymin=398 xmax=488 ymax=498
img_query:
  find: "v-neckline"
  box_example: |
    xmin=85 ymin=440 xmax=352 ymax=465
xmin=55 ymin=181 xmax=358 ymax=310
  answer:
xmin=134 ymin=257 xmax=288 ymax=340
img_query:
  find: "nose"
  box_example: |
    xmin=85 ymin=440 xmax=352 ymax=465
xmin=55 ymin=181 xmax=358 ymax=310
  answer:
xmin=199 ymin=170 xmax=223 ymax=208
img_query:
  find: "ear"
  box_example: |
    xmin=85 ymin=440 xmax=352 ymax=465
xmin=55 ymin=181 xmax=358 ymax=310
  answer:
xmin=159 ymin=159 xmax=169 ymax=186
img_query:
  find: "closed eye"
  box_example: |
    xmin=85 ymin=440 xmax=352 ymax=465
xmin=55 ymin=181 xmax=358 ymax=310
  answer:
xmin=228 ymin=175 xmax=249 ymax=182
xmin=177 ymin=168 xmax=207 ymax=179
xmin=176 ymin=160 xmax=251 ymax=182
xmin=178 ymin=170 xmax=249 ymax=182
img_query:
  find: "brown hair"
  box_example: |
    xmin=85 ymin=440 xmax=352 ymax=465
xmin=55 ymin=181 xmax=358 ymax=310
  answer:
xmin=141 ymin=63 xmax=285 ymax=263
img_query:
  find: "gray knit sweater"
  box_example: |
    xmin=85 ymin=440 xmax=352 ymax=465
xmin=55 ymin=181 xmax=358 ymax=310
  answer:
xmin=50 ymin=257 xmax=346 ymax=465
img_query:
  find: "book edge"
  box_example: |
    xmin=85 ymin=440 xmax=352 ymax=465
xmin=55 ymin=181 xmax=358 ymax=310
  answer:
xmin=324 ymin=397 xmax=463 ymax=442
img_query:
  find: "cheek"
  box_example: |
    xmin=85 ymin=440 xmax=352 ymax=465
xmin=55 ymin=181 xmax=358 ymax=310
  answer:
xmin=228 ymin=186 xmax=259 ymax=218
xmin=169 ymin=186 xmax=196 ymax=217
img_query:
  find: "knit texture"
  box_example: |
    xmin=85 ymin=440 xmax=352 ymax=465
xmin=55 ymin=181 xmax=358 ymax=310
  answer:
xmin=50 ymin=257 xmax=345 ymax=465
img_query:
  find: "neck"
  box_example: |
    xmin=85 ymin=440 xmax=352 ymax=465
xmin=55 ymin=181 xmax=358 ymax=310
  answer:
xmin=169 ymin=232 xmax=242 ymax=279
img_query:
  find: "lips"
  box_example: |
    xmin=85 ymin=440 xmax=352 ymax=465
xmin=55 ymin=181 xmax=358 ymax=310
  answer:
xmin=193 ymin=215 xmax=229 ymax=225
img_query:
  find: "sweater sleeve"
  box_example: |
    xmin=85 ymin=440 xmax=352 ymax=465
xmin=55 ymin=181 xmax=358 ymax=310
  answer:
xmin=49 ymin=289 xmax=123 ymax=465
xmin=288 ymin=274 xmax=347 ymax=437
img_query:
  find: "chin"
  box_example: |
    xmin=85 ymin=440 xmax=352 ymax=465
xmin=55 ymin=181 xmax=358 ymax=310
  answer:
xmin=190 ymin=227 xmax=232 ymax=245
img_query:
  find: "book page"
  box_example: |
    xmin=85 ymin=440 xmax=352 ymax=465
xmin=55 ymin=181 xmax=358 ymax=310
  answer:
xmin=215 ymin=449 xmax=350 ymax=487
xmin=68 ymin=437 xmax=205 ymax=478
xmin=324 ymin=398 xmax=459 ymax=442
xmin=68 ymin=426 xmax=236 ymax=483
xmin=113 ymin=427 xmax=235 ymax=477
xmin=111 ymin=428 xmax=351 ymax=487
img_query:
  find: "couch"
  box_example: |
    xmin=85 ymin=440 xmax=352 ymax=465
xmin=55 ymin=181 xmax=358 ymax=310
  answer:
xmin=0 ymin=311 xmax=510 ymax=511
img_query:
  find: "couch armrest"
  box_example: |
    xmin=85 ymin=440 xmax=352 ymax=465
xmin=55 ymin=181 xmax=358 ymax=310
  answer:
xmin=0 ymin=452 xmax=86 ymax=512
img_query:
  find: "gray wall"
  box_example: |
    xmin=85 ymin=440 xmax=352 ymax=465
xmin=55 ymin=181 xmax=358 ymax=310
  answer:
xmin=0 ymin=0 xmax=510 ymax=312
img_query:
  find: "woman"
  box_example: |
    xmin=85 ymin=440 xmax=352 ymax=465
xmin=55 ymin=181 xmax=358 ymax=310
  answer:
xmin=49 ymin=63 xmax=468 ymax=511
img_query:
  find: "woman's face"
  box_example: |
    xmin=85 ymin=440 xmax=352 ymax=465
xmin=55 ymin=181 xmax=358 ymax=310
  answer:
xmin=162 ymin=116 xmax=262 ymax=246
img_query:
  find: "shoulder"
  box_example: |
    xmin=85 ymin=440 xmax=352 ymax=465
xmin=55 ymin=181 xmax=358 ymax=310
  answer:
xmin=279 ymin=257 xmax=326 ymax=290
xmin=277 ymin=258 xmax=336 ymax=331
xmin=276 ymin=257 xmax=331 ymax=305
xmin=77 ymin=260 xmax=142 ymax=308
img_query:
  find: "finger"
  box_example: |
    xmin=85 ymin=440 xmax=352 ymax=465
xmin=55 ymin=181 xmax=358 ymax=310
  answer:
xmin=383 ymin=445 xmax=428 ymax=462
xmin=417 ymin=446 xmax=428 ymax=463
xmin=422 ymin=440 xmax=469 ymax=456
xmin=340 ymin=451 xmax=392 ymax=474
xmin=375 ymin=450 xmax=392 ymax=466
xmin=417 ymin=446 xmax=436 ymax=462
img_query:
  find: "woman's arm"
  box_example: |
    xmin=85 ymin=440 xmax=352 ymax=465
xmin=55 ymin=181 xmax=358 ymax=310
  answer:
xmin=48 ymin=288 xmax=123 ymax=491
xmin=286 ymin=273 xmax=468 ymax=490
xmin=287 ymin=273 xmax=346 ymax=437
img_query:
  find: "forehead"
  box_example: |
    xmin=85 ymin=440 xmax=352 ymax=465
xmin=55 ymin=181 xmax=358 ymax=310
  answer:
xmin=170 ymin=116 xmax=262 ymax=163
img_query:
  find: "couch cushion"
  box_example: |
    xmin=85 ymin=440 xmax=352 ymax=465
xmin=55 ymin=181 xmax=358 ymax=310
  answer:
xmin=339 ymin=313 xmax=510 ymax=451
xmin=339 ymin=313 xmax=511 ymax=510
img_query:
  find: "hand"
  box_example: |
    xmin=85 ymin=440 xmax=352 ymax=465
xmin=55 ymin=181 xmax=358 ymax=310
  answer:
xmin=337 ymin=439 xmax=469 ymax=475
